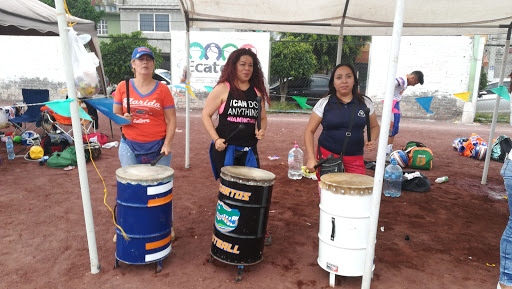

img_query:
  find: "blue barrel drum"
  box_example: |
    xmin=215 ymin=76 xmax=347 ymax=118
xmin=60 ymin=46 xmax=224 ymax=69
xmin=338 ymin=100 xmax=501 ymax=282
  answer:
xmin=115 ymin=164 xmax=174 ymax=270
xmin=211 ymin=166 xmax=275 ymax=265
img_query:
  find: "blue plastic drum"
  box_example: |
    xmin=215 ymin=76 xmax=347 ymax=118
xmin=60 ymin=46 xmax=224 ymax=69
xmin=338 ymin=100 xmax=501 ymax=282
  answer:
xmin=115 ymin=164 xmax=174 ymax=265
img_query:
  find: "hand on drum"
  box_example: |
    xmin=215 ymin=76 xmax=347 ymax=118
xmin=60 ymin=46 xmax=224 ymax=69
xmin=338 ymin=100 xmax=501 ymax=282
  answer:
xmin=255 ymin=128 xmax=265 ymax=140
xmin=305 ymin=159 xmax=318 ymax=175
xmin=214 ymin=138 xmax=227 ymax=151
xmin=365 ymin=140 xmax=377 ymax=151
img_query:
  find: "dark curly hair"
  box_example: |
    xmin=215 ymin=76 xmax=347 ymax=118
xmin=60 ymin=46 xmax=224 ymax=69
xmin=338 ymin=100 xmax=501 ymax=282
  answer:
xmin=217 ymin=48 xmax=269 ymax=105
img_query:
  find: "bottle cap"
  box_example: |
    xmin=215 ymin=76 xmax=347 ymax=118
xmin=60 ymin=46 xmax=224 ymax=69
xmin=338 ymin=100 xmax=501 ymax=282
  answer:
xmin=294 ymin=141 xmax=298 ymax=148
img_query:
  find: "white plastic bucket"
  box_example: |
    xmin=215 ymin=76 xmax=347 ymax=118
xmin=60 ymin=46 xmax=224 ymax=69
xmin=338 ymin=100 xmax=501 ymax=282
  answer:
xmin=317 ymin=173 xmax=374 ymax=277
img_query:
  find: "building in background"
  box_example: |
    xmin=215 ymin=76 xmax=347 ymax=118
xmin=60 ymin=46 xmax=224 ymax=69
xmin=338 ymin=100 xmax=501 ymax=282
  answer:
xmin=93 ymin=0 xmax=121 ymax=36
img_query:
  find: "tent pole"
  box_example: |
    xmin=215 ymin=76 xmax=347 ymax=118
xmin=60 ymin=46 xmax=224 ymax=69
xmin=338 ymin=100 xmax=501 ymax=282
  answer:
xmin=184 ymin=27 xmax=191 ymax=169
xmin=179 ymin=0 xmax=191 ymax=168
xmin=55 ymin=0 xmax=100 ymax=274
xmin=336 ymin=0 xmax=350 ymax=64
xmin=361 ymin=0 xmax=405 ymax=288
xmin=482 ymin=22 xmax=512 ymax=184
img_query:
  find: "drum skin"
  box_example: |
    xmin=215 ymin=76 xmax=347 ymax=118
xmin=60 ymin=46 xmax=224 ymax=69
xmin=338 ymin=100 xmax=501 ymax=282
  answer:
xmin=211 ymin=166 xmax=275 ymax=265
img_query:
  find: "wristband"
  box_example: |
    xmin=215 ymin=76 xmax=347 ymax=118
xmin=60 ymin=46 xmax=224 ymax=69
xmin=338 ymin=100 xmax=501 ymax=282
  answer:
xmin=214 ymin=137 xmax=220 ymax=144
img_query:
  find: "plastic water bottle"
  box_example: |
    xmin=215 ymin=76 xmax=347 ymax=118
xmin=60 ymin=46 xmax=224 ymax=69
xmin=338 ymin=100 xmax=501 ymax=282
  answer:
xmin=288 ymin=141 xmax=303 ymax=180
xmin=435 ymin=176 xmax=449 ymax=183
xmin=6 ymin=136 xmax=15 ymax=160
xmin=383 ymin=159 xmax=402 ymax=197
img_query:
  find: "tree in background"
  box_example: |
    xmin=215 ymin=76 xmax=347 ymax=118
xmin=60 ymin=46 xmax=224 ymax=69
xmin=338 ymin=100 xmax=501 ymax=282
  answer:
xmin=40 ymin=0 xmax=104 ymax=24
xmin=270 ymin=36 xmax=316 ymax=102
xmin=100 ymin=31 xmax=162 ymax=84
xmin=280 ymin=33 xmax=370 ymax=74
xmin=479 ymin=70 xmax=488 ymax=92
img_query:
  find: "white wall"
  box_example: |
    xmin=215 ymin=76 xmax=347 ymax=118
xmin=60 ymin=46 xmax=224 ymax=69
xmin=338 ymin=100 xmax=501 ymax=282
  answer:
xmin=367 ymin=36 xmax=473 ymax=100
xmin=0 ymin=36 xmax=65 ymax=83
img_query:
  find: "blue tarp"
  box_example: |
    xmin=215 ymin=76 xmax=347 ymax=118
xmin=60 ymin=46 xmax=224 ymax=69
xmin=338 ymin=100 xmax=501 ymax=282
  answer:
xmin=82 ymin=98 xmax=130 ymax=125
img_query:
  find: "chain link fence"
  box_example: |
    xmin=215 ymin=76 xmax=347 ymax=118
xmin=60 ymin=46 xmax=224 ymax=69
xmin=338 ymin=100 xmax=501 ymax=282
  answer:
xmin=476 ymin=39 xmax=512 ymax=117
xmin=98 ymin=36 xmax=371 ymax=110
xmin=268 ymin=40 xmax=370 ymax=110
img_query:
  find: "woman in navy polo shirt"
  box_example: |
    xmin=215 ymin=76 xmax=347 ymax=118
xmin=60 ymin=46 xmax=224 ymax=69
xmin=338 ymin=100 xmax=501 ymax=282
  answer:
xmin=304 ymin=63 xmax=380 ymax=177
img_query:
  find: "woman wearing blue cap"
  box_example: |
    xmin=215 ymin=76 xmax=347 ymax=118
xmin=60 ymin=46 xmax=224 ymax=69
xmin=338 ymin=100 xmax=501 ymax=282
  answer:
xmin=113 ymin=46 xmax=177 ymax=238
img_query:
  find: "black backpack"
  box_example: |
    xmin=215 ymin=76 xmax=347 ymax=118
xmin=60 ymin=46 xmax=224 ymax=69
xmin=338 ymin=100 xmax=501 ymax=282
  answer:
xmin=41 ymin=133 xmax=71 ymax=156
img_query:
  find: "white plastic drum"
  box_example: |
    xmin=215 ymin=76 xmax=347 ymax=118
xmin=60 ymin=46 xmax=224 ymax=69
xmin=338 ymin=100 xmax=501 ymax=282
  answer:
xmin=317 ymin=173 xmax=374 ymax=280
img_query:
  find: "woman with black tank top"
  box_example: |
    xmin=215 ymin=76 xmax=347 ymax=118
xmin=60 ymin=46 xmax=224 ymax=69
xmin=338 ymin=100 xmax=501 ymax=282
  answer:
xmin=304 ymin=63 xmax=380 ymax=179
xmin=201 ymin=48 xmax=272 ymax=245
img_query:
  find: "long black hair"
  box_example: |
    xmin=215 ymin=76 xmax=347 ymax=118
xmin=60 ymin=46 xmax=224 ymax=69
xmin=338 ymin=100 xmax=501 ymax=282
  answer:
xmin=327 ymin=63 xmax=367 ymax=105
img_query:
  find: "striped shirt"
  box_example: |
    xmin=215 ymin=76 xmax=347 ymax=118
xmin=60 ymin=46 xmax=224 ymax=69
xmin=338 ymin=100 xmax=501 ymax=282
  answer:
xmin=394 ymin=75 xmax=408 ymax=101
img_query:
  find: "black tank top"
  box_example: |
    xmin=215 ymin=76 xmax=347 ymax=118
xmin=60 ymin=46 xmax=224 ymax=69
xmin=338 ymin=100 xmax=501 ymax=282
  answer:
xmin=216 ymin=85 xmax=259 ymax=147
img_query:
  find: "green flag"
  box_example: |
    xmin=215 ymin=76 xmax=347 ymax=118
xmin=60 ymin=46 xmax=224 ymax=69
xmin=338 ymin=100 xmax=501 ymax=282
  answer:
xmin=291 ymin=96 xmax=313 ymax=110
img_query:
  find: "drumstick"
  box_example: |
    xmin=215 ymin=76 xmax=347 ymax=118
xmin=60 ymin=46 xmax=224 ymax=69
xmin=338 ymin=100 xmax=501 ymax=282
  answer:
xmin=365 ymin=108 xmax=371 ymax=142
xmin=314 ymin=154 xmax=334 ymax=169
xmin=151 ymin=153 xmax=165 ymax=166
xmin=125 ymin=76 xmax=131 ymax=114
xmin=256 ymin=97 xmax=262 ymax=130
xmin=223 ymin=124 xmax=246 ymax=144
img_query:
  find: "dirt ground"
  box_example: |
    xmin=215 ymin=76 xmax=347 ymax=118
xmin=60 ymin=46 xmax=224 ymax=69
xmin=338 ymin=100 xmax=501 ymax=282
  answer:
xmin=1 ymin=109 xmax=511 ymax=289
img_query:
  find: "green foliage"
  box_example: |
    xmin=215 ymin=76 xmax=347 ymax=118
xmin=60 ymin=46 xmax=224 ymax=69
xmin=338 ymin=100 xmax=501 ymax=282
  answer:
xmin=100 ymin=31 xmax=163 ymax=84
xmin=474 ymin=112 xmax=510 ymax=124
xmin=479 ymin=70 xmax=488 ymax=91
xmin=268 ymin=101 xmax=302 ymax=112
xmin=39 ymin=0 xmax=105 ymax=25
xmin=280 ymin=33 xmax=370 ymax=74
xmin=270 ymin=36 xmax=316 ymax=102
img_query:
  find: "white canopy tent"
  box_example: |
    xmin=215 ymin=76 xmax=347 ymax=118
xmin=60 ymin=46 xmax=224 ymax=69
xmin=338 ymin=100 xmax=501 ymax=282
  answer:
xmin=0 ymin=0 xmax=102 ymax=274
xmin=178 ymin=1 xmax=512 ymax=288
xmin=0 ymin=0 xmax=108 ymax=96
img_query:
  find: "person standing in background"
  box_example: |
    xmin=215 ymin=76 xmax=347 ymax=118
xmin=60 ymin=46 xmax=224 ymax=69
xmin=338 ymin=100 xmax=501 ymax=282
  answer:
xmin=386 ymin=71 xmax=424 ymax=158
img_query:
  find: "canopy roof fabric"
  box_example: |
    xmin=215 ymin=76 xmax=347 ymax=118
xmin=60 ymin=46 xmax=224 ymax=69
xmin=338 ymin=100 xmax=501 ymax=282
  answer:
xmin=0 ymin=0 xmax=97 ymax=36
xmin=0 ymin=0 xmax=107 ymax=95
xmin=180 ymin=0 xmax=512 ymax=35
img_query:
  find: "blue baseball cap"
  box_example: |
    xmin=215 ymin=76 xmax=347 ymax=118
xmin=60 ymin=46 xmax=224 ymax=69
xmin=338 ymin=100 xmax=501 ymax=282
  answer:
xmin=131 ymin=47 xmax=154 ymax=60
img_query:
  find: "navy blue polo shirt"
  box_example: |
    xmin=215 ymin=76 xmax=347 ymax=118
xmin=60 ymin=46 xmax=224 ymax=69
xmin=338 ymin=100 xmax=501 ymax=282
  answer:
xmin=313 ymin=95 xmax=373 ymax=156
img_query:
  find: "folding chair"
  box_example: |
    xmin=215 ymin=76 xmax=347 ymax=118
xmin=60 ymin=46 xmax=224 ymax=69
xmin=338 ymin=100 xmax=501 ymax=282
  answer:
xmin=41 ymin=102 xmax=95 ymax=141
xmin=10 ymin=89 xmax=50 ymax=135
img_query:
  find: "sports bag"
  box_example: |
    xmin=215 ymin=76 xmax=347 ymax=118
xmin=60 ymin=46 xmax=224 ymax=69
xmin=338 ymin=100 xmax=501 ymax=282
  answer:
xmin=491 ymin=135 xmax=512 ymax=162
xmin=83 ymin=133 xmax=108 ymax=146
xmin=402 ymin=141 xmax=426 ymax=151
xmin=41 ymin=133 xmax=71 ymax=156
xmin=47 ymin=146 xmax=78 ymax=168
xmin=402 ymin=171 xmax=431 ymax=193
xmin=407 ymin=147 xmax=433 ymax=170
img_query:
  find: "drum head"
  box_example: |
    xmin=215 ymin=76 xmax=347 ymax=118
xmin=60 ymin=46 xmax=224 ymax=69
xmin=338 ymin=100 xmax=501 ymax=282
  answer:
xmin=320 ymin=173 xmax=374 ymax=195
xmin=220 ymin=166 xmax=276 ymax=186
xmin=116 ymin=164 xmax=174 ymax=185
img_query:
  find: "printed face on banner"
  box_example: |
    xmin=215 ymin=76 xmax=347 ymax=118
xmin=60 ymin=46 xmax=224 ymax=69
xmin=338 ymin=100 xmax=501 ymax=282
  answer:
xmin=171 ymin=32 xmax=270 ymax=91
